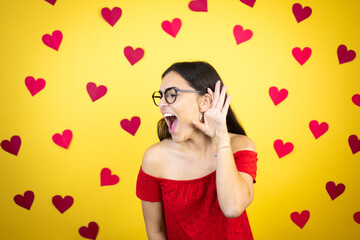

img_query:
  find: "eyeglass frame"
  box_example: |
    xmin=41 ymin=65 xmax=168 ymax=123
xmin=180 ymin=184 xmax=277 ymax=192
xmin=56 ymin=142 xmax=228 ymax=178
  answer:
xmin=152 ymin=87 xmax=204 ymax=106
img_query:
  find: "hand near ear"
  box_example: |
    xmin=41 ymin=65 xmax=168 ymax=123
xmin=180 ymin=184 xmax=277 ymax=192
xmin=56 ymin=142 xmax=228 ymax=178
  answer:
xmin=193 ymin=81 xmax=231 ymax=141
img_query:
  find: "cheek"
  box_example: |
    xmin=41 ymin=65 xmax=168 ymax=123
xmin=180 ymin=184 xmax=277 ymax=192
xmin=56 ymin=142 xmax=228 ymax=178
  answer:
xmin=173 ymin=97 xmax=200 ymax=123
xmin=180 ymin=105 xmax=199 ymax=123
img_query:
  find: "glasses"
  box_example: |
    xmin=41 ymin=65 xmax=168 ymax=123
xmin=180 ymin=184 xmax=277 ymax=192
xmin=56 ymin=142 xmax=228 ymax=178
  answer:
xmin=152 ymin=87 xmax=204 ymax=106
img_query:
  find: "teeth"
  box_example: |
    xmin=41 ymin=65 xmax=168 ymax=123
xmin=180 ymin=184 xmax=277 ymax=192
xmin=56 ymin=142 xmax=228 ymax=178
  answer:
xmin=163 ymin=113 xmax=175 ymax=118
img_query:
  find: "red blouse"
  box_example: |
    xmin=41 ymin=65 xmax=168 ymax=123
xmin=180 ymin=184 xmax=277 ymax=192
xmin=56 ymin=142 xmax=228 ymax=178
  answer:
xmin=136 ymin=150 xmax=258 ymax=240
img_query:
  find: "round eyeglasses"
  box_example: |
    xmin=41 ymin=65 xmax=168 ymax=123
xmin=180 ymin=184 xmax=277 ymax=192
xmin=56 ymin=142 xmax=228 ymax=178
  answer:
xmin=152 ymin=87 xmax=204 ymax=106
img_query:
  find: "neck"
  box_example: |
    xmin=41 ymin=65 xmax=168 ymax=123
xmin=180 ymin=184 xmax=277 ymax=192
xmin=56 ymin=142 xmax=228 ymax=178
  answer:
xmin=180 ymin=130 xmax=216 ymax=158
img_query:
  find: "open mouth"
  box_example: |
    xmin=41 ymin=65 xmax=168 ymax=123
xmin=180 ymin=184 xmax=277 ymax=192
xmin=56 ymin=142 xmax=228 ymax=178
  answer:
xmin=164 ymin=113 xmax=178 ymax=134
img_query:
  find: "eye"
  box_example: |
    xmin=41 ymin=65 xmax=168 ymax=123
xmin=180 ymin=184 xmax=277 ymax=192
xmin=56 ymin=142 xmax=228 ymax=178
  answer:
xmin=165 ymin=88 xmax=177 ymax=97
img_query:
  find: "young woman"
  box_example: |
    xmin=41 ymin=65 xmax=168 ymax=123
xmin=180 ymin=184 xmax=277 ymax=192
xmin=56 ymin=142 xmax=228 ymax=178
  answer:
xmin=136 ymin=61 xmax=258 ymax=240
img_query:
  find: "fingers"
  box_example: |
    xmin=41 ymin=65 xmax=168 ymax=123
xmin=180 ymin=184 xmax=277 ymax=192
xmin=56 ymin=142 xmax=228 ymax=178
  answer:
xmin=207 ymin=87 xmax=214 ymax=99
xmin=216 ymin=84 xmax=227 ymax=109
xmin=212 ymin=81 xmax=221 ymax=107
xmin=222 ymin=94 xmax=232 ymax=115
xmin=209 ymin=80 xmax=229 ymax=111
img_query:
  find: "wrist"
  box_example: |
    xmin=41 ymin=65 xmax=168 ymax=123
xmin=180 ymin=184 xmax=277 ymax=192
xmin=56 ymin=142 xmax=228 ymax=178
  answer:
xmin=214 ymin=133 xmax=230 ymax=146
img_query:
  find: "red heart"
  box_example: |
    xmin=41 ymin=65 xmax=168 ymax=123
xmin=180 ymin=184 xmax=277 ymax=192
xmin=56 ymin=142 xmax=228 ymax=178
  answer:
xmin=25 ymin=76 xmax=46 ymax=96
xmin=326 ymin=181 xmax=345 ymax=200
xmin=79 ymin=222 xmax=99 ymax=240
xmin=101 ymin=7 xmax=122 ymax=27
xmin=269 ymin=87 xmax=288 ymax=106
xmin=52 ymin=195 xmax=74 ymax=214
xmin=240 ymin=0 xmax=256 ymax=8
xmin=292 ymin=3 xmax=312 ymax=23
xmin=124 ymin=46 xmax=144 ymax=66
xmin=348 ymin=135 xmax=360 ymax=154
xmin=352 ymin=94 xmax=360 ymax=107
xmin=354 ymin=212 xmax=360 ymax=224
xmin=45 ymin=0 xmax=56 ymax=5
xmin=233 ymin=25 xmax=253 ymax=45
xmin=42 ymin=30 xmax=62 ymax=51
xmin=14 ymin=191 xmax=34 ymax=210
xmin=52 ymin=129 xmax=73 ymax=149
xmin=309 ymin=120 xmax=329 ymax=139
xmin=292 ymin=47 xmax=311 ymax=65
xmin=1 ymin=135 xmax=21 ymax=156
xmin=290 ymin=210 xmax=310 ymax=229
xmin=120 ymin=116 xmax=141 ymax=136
xmin=162 ymin=18 xmax=182 ymax=38
xmin=188 ymin=0 xmax=208 ymax=12
xmin=337 ymin=45 xmax=356 ymax=64
xmin=100 ymin=168 xmax=120 ymax=186
xmin=86 ymin=82 xmax=107 ymax=102
xmin=274 ymin=139 xmax=294 ymax=158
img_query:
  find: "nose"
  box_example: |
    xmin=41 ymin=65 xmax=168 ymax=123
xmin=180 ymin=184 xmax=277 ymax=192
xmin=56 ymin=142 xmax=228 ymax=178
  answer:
xmin=158 ymin=96 xmax=168 ymax=107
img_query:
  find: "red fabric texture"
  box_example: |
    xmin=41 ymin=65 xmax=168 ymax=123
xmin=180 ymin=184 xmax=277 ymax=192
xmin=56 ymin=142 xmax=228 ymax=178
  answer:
xmin=136 ymin=150 xmax=258 ymax=240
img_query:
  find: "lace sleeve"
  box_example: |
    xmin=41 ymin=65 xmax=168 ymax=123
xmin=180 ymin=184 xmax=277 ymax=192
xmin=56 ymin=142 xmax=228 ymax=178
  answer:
xmin=136 ymin=167 xmax=162 ymax=202
xmin=234 ymin=150 xmax=258 ymax=183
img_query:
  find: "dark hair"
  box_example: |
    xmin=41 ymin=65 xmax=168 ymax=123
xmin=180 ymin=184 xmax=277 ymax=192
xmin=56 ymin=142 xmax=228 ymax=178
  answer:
xmin=157 ymin=61 xmax=247 ymax=141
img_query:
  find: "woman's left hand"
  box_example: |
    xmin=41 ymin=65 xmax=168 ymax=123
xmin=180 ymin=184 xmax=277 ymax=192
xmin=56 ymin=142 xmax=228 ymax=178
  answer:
xmin=193 ymin=80 xmax=231 ymax=141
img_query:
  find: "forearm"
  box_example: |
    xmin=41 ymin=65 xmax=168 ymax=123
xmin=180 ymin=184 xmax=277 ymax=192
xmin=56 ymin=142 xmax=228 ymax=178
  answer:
xmin=215 ymin=134 xmax=251 ymax=218
xmin=147 ymin=232 xmax=167 ymax=240
xmin=146 ymin=225 xmax=167 ymax=240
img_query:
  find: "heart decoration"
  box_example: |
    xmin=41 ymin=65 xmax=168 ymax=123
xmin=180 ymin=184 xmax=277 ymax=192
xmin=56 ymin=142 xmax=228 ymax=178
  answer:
xmin=269 ymin=87 xmax=288 ymax=106
xmin=348 ymin=135 xmax=360 ymax=154
xmin=101 ymin=7 xmax=122 ymax=27
xmin=240 ymin=0 xmax=256 ymax=8
xmin=337 ymin=45 xmax=356 ymax=64
xmin=326 ymin=181 xmax=345 ymax=200
xmin=52 ymin=129 xmax=73 ymax=149
xmin=120 ymin=116 xmax=141 ymax=136
xmin=290 ymin=210 xmax=310 ymax=229
xmin=188 ymin=0 xmax=208 ymax=12
xmin=86 ymin=82 xmax=107 ymax=102
xmin=309 ymin=120 xmax=329 ymax=139
xmin=292 ymin=47 xmax=312 ymax=65
xmin=354 ymin=212 xmax=360 ymax=224
xmin=274 ymin=139 xmax=294 ymax=158
xmin=42 ymin=30 xmax=63 ymax=51
xmin=1 ymin=135 xmax=21 ymax=156
xmin=52 ymin=195 xmax=74 ymax=214
xmin=25 ymin=76 xmax=46 ymax=96
xmin=100 ymin=168 xmax=120 ymax=186
xmin=124 ymin=46 xmax=144 ymax=66
xmin=45 ymin=0 xmax=56 ymax=5
xmin=292 ymin=3 xmax=312 ymax=23
xmin=233 ymin=25 xmax=253 ymax=45
xmin=162 ymin=18 xmax=182 ymax=38
xmin=79 ymin=222 xmax=99 ymax=240
xmin=14 ymin=191 xmax=34 ymax=210
xmin=352 ymin=94 xmax=360 ymax=107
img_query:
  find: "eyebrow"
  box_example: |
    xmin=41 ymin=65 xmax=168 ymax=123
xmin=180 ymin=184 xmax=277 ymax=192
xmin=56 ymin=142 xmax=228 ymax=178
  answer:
xmin=159 ymin=86 xmax=177 ymax=92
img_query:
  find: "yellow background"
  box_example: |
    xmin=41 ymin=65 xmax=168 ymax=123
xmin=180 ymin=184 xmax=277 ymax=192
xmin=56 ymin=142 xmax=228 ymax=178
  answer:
xmin=1 ymin=0 xmax=359 ymax=239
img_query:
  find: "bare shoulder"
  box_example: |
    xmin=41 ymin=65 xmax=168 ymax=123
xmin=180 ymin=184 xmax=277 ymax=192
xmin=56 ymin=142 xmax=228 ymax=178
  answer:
xmin=229 ymin=133 xmax=257 ymax=153
xmin=141 ymin=139 xmax=172 ymax=177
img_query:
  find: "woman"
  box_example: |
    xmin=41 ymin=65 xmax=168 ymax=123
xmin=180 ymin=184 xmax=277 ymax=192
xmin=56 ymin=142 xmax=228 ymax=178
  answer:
xmin=136 ymin=61 xmax=258 ymax=239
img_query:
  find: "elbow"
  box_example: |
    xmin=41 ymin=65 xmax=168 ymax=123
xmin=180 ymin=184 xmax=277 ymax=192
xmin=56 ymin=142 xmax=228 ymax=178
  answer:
xmin=222 ymin=205 xmax=246 ymax=218
xmin=221 ymin=197 xmax=253 ymax=218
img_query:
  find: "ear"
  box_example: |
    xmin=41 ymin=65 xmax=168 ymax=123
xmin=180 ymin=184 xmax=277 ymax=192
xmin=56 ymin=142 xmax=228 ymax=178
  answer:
xmin=198 ymin=93 xmax=212 ymax=112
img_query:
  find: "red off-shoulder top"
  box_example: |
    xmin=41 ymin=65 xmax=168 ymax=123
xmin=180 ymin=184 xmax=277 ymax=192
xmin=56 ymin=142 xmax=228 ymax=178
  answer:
xmin=136 ymin=150 xmax=258 ymax=240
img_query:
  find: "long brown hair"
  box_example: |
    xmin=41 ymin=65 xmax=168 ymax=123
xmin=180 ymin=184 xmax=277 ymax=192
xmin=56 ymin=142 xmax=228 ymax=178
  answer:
xmin=157 ymin=61 xmax=247 ymax=141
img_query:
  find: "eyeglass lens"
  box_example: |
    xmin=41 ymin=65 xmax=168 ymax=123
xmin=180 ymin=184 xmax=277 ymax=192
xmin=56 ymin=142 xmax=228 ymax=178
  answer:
xmin=152 ymin=88 xmax=177 ymax=106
